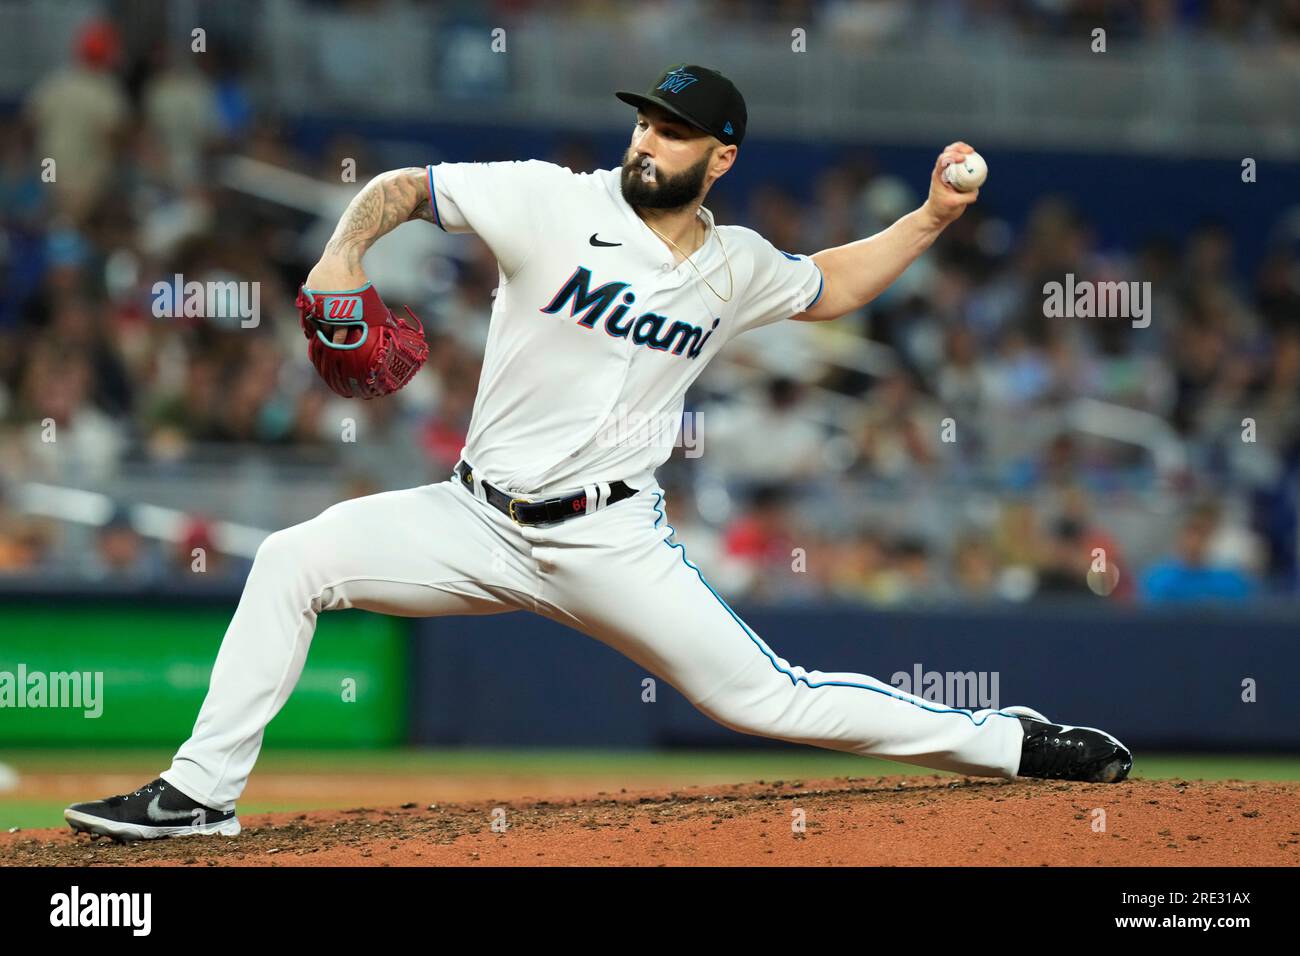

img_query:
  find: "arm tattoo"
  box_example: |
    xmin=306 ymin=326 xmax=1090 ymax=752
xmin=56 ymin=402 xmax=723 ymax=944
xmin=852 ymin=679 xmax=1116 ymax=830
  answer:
xmin=322 ymin=167 xmax=435 ymax=269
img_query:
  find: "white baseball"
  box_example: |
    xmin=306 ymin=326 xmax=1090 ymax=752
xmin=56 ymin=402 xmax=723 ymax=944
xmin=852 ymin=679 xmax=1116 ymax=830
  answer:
xmin=943 ymin=151 xmax=987 ymax=192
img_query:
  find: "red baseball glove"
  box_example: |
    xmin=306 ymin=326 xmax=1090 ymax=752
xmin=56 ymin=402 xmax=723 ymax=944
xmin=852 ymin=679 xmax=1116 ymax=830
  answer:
xmin=295 ymin=282 xmax=429 ymax=399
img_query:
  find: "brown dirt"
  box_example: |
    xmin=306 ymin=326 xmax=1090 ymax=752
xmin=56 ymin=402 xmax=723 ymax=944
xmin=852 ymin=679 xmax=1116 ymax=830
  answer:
xmin=4 ymin=775 xmax=1298 ymax=866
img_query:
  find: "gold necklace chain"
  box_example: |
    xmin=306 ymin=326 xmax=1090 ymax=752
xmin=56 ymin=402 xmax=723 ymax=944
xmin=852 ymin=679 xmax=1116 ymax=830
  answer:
xmin=644 ymin=214 xmax=735 ymax=303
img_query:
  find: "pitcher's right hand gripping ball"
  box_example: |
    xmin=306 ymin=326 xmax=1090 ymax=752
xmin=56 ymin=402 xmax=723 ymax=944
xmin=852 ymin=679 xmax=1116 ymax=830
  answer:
xmin=295 ymin=282 xmax=429 ymax=399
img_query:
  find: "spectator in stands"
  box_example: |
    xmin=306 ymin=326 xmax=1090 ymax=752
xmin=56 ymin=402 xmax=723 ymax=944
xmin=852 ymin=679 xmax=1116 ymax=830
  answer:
xmin=828 ymin=532 xmax=907 ymax=606
xmin=892 ymin=536 xmax=943 ymax=603
xmin=1140 ymin=504 xmax=1258 ymax=603
xmin=420 ymin=371 xmax=477 ymax=473
xmin=145 ymin=354 xmax=223 ymax=448
xmin=0 ymin=118 xmax=46 ymax=239
xmin=1034 ymin=516 xmax=1094 ymax=597
xmin=706 ymin=376 xmax=825 ymax=484
xmin=853 ymin=367 xmax=941 ymax=479
xmin=0 ymin=483 xmax=52 ymax=574
xmin=141 ymin=41 xmax=222 ymax=190
xmin=950 ymin=533 xmax=1000 ymax=601
xmin=723 ymin=484 xmax=801 ymax=600
xmin=170 ymin=516 xmax=250 ymax=583
xmin=10 ymin=346 xmax=126 ymax=484
xmin=23 ymin=18 xmax=129 ymax=224
xmin=87 ymin=507 xmax=159 ymax=583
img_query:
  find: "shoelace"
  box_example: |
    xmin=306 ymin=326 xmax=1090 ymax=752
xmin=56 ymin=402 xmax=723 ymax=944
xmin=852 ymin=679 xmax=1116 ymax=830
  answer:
xmin=1026 ymin=732 xmax=1089 ymax=776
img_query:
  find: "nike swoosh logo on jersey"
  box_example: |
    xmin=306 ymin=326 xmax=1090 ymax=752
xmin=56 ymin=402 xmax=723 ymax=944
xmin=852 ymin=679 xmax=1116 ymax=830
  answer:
xmin=147 ymin=793 xmax=199 ymax=823
xmin=589 ymin=234 xmax=621 ymax=247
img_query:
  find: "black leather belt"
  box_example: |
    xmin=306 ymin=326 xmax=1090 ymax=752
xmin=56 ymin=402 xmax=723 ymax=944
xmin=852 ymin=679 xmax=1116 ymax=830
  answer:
xmin=454 ymin=459 xmax=638 ymax=527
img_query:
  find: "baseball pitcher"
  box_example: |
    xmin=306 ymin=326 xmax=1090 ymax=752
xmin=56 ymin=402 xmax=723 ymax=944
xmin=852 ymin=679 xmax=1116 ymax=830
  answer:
xmin=66 ymin=65 xmax=1131 ymax=841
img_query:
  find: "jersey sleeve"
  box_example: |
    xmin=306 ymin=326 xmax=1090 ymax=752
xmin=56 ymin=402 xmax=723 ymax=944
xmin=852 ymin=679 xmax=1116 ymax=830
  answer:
xmin=425 ymin=160 xmax=561 ymax=279
xmin=730 ymin=231 xmax=826 ymax=335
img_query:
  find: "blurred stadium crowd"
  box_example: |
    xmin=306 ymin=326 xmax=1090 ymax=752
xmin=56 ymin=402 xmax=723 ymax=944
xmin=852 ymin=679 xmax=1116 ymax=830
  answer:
xmin=520 ymin=0 xmax=1300 ymax=42
xmin=0 ymin=9 xmax=1298 ymax=607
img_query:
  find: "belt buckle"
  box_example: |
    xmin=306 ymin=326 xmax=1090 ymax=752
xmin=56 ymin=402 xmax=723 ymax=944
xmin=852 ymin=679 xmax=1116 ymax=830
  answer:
xmin=508 ymin=497 xmax=527 ymax=524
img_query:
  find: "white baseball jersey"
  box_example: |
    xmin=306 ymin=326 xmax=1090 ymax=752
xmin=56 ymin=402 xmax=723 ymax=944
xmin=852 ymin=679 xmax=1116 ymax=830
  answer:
xmin=424 ymin=161 xmax=825 ymax=496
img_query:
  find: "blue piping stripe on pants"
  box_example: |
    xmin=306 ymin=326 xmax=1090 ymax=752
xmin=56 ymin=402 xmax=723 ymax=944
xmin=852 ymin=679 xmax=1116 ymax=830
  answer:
xmin=650 ymin=492 xmax=1020 ymax=728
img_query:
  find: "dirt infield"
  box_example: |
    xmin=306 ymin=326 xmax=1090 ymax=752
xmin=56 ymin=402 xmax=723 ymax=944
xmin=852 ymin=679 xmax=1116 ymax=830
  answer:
xmin=3 ymin=775 xmax=1298 ymax=866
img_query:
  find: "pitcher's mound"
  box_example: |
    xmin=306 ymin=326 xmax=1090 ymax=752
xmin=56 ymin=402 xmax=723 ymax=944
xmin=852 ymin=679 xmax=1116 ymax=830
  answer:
xmin=4 ymin=776 xmax=1296 ymax=866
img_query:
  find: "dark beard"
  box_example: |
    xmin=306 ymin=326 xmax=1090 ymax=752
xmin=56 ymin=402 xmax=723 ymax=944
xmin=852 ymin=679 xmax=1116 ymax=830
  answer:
xmin=620 ymin=153 xmax=710 ymax=210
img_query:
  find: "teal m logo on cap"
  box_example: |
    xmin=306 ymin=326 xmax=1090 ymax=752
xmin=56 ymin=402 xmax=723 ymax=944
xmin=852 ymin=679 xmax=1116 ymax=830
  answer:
xmin=657 ymin=69 xmax=698 ymax=94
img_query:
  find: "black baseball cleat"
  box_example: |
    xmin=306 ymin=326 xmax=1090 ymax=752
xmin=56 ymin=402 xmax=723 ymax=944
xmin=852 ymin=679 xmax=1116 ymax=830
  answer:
xmin=65 ymin=778 xmax=240 ymax=841
xmin=1005 ymin=706 xmax=1133 ymax=783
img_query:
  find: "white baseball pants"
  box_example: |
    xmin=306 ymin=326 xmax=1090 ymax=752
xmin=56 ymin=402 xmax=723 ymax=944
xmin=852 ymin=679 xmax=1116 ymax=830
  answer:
xmin=162 ymin=478 xmax=1026 ymax=810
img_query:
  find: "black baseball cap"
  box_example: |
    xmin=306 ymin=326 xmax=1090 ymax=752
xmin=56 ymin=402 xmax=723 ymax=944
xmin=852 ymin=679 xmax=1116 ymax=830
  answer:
xmin=616 ymin=64 xmax=747 ymax=147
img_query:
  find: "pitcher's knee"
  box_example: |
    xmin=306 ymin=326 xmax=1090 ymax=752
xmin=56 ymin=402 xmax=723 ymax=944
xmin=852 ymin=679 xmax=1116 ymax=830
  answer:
xmin=251 ymin=519 xmax=332 ymax=583
xmin=253 ymin=526 xmax=299 ymax=569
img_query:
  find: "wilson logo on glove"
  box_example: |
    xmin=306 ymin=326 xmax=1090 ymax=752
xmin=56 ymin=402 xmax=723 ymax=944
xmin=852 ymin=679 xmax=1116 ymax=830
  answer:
xmin=296 ymin=283 xmax=429 ymax=400
xmin=325 ymin=296 xmax=361 ymax=320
